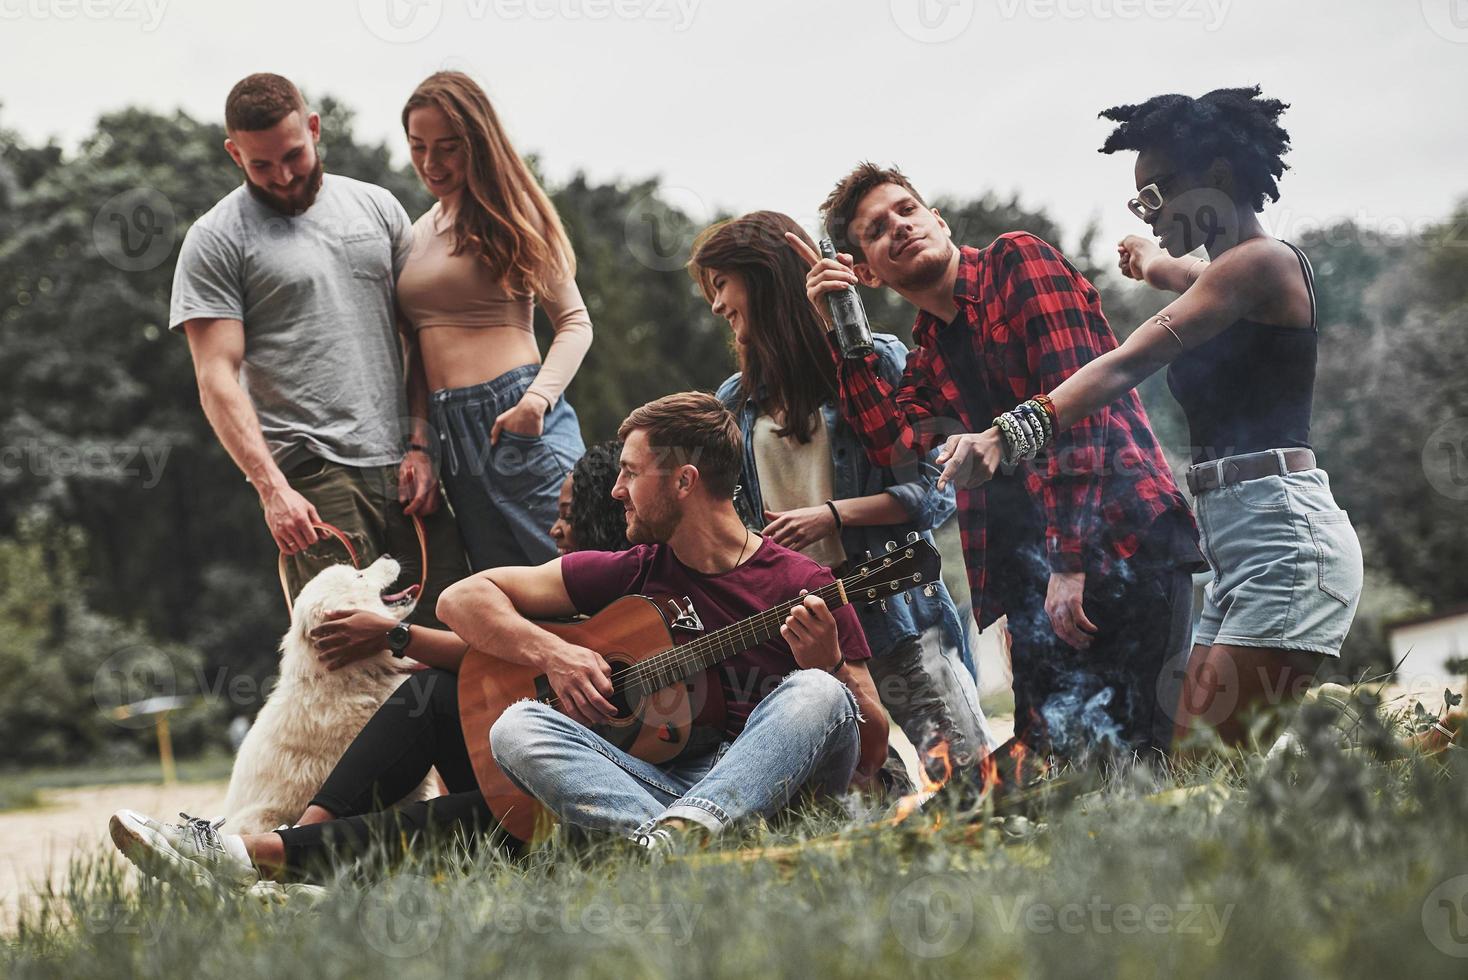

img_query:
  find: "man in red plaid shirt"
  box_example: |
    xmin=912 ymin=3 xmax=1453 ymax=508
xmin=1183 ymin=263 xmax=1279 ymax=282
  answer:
xmin=790 ymin=163 xmax=1204 ymax=757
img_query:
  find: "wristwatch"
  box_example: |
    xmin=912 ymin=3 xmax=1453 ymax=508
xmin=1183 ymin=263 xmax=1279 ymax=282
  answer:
xmin=386 ymin=620 xmax=413 ymax=659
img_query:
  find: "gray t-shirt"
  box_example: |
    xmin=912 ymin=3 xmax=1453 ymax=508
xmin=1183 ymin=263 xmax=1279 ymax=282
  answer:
xmin=169 ymin=173 xmax=414 ymax=470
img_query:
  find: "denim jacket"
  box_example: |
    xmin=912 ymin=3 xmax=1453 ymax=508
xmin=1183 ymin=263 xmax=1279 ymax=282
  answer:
xmin=715 ymin=333 xmax=971 ymax=663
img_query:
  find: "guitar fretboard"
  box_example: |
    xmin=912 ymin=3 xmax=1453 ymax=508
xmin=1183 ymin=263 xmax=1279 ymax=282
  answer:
xmin=619 ymin=578 xmax=849 ymax=698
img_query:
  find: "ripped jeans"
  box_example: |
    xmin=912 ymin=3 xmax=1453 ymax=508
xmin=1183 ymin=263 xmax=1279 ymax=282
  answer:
xmin=868 ymin=626 xmax=996 ymax=766
xmin=489 ymin=669 xmax=861 ymax=837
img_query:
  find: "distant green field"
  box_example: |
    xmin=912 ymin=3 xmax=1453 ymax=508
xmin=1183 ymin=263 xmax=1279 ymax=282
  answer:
xmin=0 ymin=752 xmax=235 ymax=813
xmin=6 ymin=710 xmax=1468 ymax=979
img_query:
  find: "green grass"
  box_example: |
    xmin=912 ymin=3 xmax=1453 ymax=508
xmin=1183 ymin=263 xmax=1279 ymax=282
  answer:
xmin=0 ymin=752 xmax=236 ymax=813
xmin=0 ymin=782 xmax=41 ymax=812
xmin=6 ymin=713 xmax=1468 ymax=979
xmin=980 ymin=689 xmax=1015 ymax=719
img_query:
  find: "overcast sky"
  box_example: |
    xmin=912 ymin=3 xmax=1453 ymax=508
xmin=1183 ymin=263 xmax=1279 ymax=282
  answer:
xmin=2 ymin=0 xmax=1465 ymax=259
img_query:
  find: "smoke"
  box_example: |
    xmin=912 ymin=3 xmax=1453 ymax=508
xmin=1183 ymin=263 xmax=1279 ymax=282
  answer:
xmin=999 ymin=519 xmax=1167 ymax=757
xmin=1040 ymin=681 xmax=1125 ymax=756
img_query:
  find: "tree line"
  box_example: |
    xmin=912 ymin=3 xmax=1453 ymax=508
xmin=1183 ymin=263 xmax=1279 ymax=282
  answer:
xmin=0 ymin=96 xmax=1463 ymax=765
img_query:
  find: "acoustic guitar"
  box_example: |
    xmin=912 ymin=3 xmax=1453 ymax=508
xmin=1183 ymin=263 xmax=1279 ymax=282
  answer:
xmin=457 ymin=534 xmax=943 ymax=843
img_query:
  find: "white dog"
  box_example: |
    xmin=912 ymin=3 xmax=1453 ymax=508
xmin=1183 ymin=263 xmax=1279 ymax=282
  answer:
xmin=222 ymin=556 xmax=437 ymax=834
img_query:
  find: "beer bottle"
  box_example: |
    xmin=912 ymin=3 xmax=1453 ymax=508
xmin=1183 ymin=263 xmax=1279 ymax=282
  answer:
xmin=819 ymin=238 xmax=874 ymax=358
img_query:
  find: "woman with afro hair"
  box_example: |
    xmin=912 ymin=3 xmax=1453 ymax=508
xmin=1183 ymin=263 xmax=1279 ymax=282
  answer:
xmin=549 ymin=440 xmax=630 ymax=555
xmin=942 ymin=86 xmax=1363 ymax=748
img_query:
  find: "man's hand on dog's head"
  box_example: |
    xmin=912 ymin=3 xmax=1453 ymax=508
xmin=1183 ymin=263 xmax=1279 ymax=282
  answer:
xmin=310 ymin=609 xmax=396 ymax=671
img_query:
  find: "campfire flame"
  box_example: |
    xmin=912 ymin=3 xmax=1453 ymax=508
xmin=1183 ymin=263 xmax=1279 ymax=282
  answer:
xmin=1008 ymin=738 xmax=1029 ymax=780
xmin=977 ymin=746 xmax=998 ymax=793
xmin=889 ymin=737 xmax=953 ymax=825
xmin=888 ymin=733 xmax=1051 ymax=827
xmin=991 ymin=735 xmax=1048 ymax=791
xmin=925 ymin=738 xmax=953 ymax=787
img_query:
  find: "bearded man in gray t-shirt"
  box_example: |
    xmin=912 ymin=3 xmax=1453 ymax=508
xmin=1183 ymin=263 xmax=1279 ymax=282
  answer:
xmin=170 ymin=73 xmax=466 ymax=632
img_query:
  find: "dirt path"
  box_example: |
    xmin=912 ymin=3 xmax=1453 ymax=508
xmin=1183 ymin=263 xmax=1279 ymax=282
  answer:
xmin=0 ymin=780 xmax=230 ymax=931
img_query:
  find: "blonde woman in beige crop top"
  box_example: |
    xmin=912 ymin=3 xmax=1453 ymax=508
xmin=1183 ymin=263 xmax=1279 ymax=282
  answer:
xmin=397 ymin=209 xmax=591 ymax=423
xmin=396 ymin=72 xmax=593 ymax=570
xmin=398 ymin=73 xmax=592 ymax=444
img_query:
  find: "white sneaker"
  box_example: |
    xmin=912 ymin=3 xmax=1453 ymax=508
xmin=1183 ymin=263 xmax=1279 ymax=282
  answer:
xmin=246 ymin=880 xmax=330 ymax=907
xmin=109 ymin=809 xmax=259 ymax=891
xmin=627 ymin=826 xmax=678 ymax=859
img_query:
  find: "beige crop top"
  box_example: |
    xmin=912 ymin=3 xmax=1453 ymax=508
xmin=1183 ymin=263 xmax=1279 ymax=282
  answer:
xmin=396 ymin=203 xmax=593 ymax=406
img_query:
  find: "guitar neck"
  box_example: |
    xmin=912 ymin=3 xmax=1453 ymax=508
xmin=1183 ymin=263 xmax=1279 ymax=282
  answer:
xmin=622 ymin=577 xmax=851 ymax=698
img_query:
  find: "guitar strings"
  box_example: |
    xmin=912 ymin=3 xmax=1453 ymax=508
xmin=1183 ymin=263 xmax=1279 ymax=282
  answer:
xmin=544 ymin=582 xmax=847 ymax=710
xmin=541 ymin=557 xmax=915 ymax=711
xmin=622 ymin=580 xmax=845 ymax=693
xmin=615 ymin=557 xmax=902 ymax=695
xmin=625 ymin=553 xmax=917 ymax=691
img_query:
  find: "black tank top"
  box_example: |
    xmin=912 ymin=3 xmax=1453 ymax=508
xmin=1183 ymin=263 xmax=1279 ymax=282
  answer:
xmin=1165 ymin=241 xmax=1318 ymax=465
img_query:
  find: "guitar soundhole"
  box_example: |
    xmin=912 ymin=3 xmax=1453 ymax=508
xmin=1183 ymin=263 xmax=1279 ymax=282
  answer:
xmin=533 ymin=655 xmax=639 ymax=724
xmin=605 ymin=661 xmax=639 ymax=722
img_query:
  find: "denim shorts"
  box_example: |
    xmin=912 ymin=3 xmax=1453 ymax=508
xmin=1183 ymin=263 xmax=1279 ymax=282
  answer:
xmin=1192 ymin=463 xmax=1363 ymax=657
xmin=429 ymin=364 xmax=585 ymax=571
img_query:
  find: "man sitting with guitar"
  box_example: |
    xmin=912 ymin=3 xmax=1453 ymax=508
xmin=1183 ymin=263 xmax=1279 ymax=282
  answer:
xmin=448 ymin=392 xmax=888 ymax=851
xmin=108 ymin=393 xmax=889 ymax=888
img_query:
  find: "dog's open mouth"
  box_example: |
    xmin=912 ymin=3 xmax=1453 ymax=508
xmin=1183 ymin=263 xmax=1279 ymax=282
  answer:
xmin=380 ymin=583 xmax=421 ymax=609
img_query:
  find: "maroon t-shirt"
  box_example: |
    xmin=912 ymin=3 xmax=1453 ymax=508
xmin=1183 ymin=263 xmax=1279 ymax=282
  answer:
xmin=560 ymin=538 xmax=871 ymax=738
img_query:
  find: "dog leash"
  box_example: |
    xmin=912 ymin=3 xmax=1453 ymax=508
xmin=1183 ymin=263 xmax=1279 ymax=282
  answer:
xmin=277 ymin=517 xmax=429 ymax=616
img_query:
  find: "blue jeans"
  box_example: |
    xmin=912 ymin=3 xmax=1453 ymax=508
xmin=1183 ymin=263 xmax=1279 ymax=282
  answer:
xmin=489 ymin=670 xmax=861 ymax=836
xmin=868 ymin=626 xmax=996 ymax=765
xmin=429 ymin=364 xmax=585 ymax=571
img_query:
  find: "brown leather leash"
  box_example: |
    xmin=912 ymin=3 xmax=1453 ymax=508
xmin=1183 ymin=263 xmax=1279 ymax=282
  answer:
xmin=277 ymin=517 xmax=429 ymax=617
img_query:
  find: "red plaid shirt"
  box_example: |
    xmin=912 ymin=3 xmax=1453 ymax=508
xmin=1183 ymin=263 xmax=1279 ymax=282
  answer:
xmin=835 ymin=233 xmax=1196 ymax=628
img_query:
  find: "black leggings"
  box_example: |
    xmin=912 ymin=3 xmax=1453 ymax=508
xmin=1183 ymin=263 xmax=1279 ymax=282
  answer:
xmin=275 ymin=668 xmax=506 ymax=881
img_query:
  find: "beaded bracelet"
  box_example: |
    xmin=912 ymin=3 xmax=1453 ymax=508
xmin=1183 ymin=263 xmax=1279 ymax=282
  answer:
xmin=1032 ymin=393 xmax=1056 ymax=422
xmin=1017 ymin=402 xmax=1049 ymax=446
xmin=993 ymin=396 xmax=1065 ymax=466
xmin=992 ymin=413 xmax=1027 ymax=465
xmin=1012 ymin=410 xmax=1040 ymax=456
xmin=1033 ymin=393 xmax=1056 ymax=428
xmin=1027 ymin=396 xmax=1054 ymax=434
xmin=1023 ymin=396 xmax=1057 ymax=444
xmin=1025 ymin=409 xmax=1047 ymax=451
xmin=1007 ymin=412 xmax=1034 ymax=458
xmin=996 ymin=412 xmax=1034 ymax=464
xmin=1034 ymin=405 xmax=1054 ymax=444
